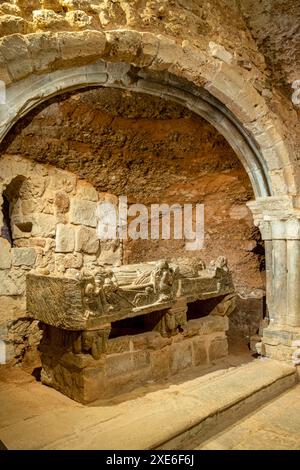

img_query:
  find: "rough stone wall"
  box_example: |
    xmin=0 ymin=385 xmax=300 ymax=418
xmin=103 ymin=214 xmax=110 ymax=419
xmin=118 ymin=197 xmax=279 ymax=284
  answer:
xmin=0 ymin=0 xmax=264 ymax=69
xmin=238 ymin=0 xmax=300 ymax=176
xmin=0 ymin=154 xmax=120 ymax=364
xmin=0 ymin=0 xmax=298 ymax=205
xmin=0 ymin=0 xmax=296 ymax=93
xmin=0 ymin=0 xmax=298 ymax=196
xmin=1 ymin=87 xmax=264 ymax=299
xmin=239 ymin=0 xmax=300 ymax=91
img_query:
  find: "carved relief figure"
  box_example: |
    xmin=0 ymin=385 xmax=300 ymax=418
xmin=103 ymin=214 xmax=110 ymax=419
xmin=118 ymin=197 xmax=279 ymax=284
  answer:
xmin=133 ymin=286 xmax=155 ymax=307
xmin=152 ymin=259 xmax=178 ymax=302
xmin=72 ymin=327 xmax=111 ymax=360
xmin=171 ymin=257 xmax=206 ymax=277
xmin=210 ymin=256 xmax=229 ymax=272
xmin=83 ymin=282 xmax=99 ymax=314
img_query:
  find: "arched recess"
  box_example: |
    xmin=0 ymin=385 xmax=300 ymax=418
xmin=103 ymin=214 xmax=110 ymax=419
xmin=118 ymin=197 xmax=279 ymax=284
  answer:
xmin=0 ymin=174 xmax=32 ymax=247
xmin=0 ymin=61 xmax=272 ymax=198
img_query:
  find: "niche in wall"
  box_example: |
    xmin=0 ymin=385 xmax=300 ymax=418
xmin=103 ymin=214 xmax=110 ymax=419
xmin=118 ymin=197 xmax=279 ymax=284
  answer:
xmin=2 ymin=175 xmax=32 ymax=245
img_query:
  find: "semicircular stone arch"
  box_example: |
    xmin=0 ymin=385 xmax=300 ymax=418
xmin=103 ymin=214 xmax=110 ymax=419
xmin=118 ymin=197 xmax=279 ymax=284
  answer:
xmin=0 ymin=62 xmax=270 ymax=198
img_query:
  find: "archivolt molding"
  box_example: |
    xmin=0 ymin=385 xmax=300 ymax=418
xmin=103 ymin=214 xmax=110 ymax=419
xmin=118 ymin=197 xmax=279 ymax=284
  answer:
xmin=0 ymin=29 xmax=296 ymax=198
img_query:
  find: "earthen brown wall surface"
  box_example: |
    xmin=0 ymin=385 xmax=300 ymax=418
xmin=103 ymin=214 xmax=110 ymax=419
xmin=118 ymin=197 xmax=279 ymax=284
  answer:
xmin=2 ymin=88 xmax=265 ymax=296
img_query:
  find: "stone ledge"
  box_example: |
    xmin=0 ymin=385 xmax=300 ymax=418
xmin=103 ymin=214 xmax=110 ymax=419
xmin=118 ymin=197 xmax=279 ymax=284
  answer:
xmin=0 ymin=359 xmax=295 ymax=449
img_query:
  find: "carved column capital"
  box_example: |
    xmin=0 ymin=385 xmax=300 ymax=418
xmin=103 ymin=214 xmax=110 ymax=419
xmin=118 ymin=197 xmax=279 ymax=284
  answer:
xmin=247 ymin=196 xmax=300 ymax=241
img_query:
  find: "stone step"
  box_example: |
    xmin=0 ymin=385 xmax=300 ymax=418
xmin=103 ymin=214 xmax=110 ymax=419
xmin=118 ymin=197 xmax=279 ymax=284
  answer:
xmin=158 ymin=359 xmax=296 ymax=450
xmin=193 ymin=384 xmax=300 ymax=450
xmin=0 ymin=358 xmax=296 ymax=450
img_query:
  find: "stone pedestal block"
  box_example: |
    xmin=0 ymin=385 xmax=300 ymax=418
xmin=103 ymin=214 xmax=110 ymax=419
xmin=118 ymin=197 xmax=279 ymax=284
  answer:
xmin=39 ymin=316 xmax=229 ymax=403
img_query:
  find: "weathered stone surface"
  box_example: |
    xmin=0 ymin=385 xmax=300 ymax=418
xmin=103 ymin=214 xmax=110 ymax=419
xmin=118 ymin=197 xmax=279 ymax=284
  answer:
xmin=169 ymin=340 xmax=193 ymax=374
xmin=0 ymin=15 xmax=28 ymax=37
xmin=57 ymin=30 xmax=106 ymax=62
xmin=61 ymin=0 xmax=92 ymax=11
xmin=153 ymin=35 xmax=182 ymax=71
xmin=98 ymin=240 xmax=122 ymax=266
xmin=31 ymin=214 xmax=56 ymax=237
xmin=27 ymin=258 xmax=234 ymax=332
xmin=105 ymin=30 xmax=141 ymax=63
xmin=0 ymin=296 xmax=26 ymax=324
xmin=201 ymin=316 xmax=229 ymax=334
xmin=211 ymin=294 xmax=236 ymax=317
xmin=0 ymin=34 xmax=32 ymax=81
xmin=48 ymin=171 xmax=76 ymax=193
xmin=184 ymin=315 xmax=228 ymax=337
xmin=32 ymin=9 xmax=68 ymax=30
xmin=21 ymin=176 xmax=45 ymax=199
xmin=0 ymin=271 xmax=25 ymax=296
xmin=55 ymin=223 xmax=75 ymax=253
xmin=40 ymin=0 xmax=63 ymax=12
xmin=106 ymin=352 xmax=135 ymax=378
xmin=105 ymin=367 xmax=152 ymax=398
xmin=26 ymin=31 xmax=60 ymax=71
xmin=131 ymin=331 xmax=162 ymax=351
xmin=208 ymin=41 xmax=233 ymax=64
xmin=0 ymin=238 xmax=11 ymax=269
xmin=75 ymin=226 xmax=99 ymax=254
xmin=150 ymin=347 xmax=170 ymax=380
xmin=54 ymin=191 xmax=70 ymax=213
xmin=63 ymin=252 xmax=83 ymax=269
xmin=208 ymin=336 xmax=228 ymax=361
xmin=229 ymin=295 xmax=264 ymax=341
xmin=192 ymin=337 xmax=208 ymax=366
xmin=139 ymin=32 xmax=159 ymax=67
xmin=76 ymin=180 xmax=98 ymax=202
xmin=83 ymin=254 xmax=97 ymax=269
xmin=0 ymin=49 xmax=10 ymax=83
xmin=65 ymin=10 xmax=92 ymax=29
xmin=12 ymin=247 xmax=36 ymax=267
xmin=0 ymin=3 xmax=22 ymax=16
xmin=106 ymin=336 xmax=131 ymax=355
xmin=69 ymin=199 xmax=97 ymax=227
xmin=132 ymin=350 xmax=150 ymax=370
xmin=82 ymin=366 xmax=106 ymax=403
xmin=64 ymin=268 xmax=80 ymax=278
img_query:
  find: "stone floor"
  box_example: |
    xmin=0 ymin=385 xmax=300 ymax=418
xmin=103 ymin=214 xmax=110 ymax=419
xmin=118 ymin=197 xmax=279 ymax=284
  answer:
xmin=194 ymin=385 xmax=300 ymax=450
xmin=0 ymin=353 xmax=298 ymax=450
xmin=195 ymin=385 xmax=300 ymax=450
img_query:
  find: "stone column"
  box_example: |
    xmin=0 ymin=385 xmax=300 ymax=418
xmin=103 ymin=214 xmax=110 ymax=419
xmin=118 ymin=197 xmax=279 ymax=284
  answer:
xmin=270 ymin=220 xmax=288 ymax=326
xmin=264 ymin=239 xmax=273 ymax=321
xmin=287 ymin=239 xmax=300 ymax=326
xmin=247 ymin=197 xmax=300 ymax=362
xmin=286 ymin=220 xmax=300 ymax=328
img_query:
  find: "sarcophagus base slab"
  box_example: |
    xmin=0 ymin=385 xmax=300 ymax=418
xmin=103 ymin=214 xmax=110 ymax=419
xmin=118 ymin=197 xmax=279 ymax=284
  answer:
xmin=39 ymin=313 xmax=229 ymax=404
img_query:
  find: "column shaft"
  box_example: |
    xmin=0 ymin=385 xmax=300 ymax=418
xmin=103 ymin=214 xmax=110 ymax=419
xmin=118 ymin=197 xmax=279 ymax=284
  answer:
xmin=264 ymin=240 xmax=273 ymax=320
xmin=287 ymin=239 xmax=300 ymax=327
xmin=272 ymin=239 xmax=287 ymax=325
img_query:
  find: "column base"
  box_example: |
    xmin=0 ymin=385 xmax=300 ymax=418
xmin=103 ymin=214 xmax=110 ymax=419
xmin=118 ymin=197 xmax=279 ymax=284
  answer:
xmin=262 ymin=325 xmax=300 ymax=363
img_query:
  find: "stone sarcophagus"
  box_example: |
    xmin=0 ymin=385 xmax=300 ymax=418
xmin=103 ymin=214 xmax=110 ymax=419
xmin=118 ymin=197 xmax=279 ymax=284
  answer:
xmin=27 ymin=257 xmax=236 ymax=403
